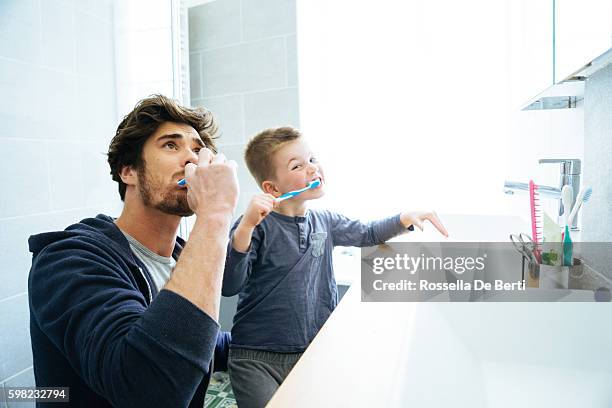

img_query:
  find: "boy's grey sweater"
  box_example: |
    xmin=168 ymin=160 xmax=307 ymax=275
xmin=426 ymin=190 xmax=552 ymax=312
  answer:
xmin=222 ymin=209 xmax=410 ymax=352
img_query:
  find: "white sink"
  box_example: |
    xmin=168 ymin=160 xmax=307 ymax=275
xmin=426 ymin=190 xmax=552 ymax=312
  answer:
xmin=391 ymin=213 xmax=530 ymax=242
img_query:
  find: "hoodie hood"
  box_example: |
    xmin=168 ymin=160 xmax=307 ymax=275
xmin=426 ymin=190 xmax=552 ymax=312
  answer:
xmin=29 ymin=213 xmax=185 ymax=260
xmin=29 ymin=214 xmax=134 ymax=259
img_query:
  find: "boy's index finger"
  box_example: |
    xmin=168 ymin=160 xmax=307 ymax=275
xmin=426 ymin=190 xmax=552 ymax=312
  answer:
xmin=427 ymin=213 xmax=449 ymax=237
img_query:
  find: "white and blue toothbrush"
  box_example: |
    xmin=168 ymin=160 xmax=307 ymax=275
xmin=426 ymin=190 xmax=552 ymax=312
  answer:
xmin=177 ymin=178 xmax=321 ymax=202
xmin=275 ymin=180 xmax=321 ymax=202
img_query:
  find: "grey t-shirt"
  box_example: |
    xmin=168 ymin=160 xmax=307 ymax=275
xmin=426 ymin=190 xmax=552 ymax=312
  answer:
xmin=122 ymin=231 xmax=176 ymax=294
xmin=223 ymin=209 xmax=409 ymax=352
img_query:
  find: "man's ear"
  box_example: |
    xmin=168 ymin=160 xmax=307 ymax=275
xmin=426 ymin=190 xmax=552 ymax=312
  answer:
xmin=119 ymin=165 xmax=138 ymax=186
xmin=261 ymin=180 xmax=279 ymax=196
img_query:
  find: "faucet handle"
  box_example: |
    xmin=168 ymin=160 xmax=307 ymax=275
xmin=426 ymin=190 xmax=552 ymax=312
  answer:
xmin=538 ymin=158 xmax=581 ymax=175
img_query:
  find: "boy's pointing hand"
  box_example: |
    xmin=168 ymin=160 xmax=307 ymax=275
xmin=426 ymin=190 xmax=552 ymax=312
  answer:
xmin=400 ymin=211 xmax=449 ymax=238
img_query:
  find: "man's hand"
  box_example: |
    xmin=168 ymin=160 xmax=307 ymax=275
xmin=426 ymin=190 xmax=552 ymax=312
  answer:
xmin=165 ymin=148 xmax=239 ymax=321
xmin=400 ymin=211 xmax=449 ymax=237
xmin=184 ymin=148 xmax=239 ymax=217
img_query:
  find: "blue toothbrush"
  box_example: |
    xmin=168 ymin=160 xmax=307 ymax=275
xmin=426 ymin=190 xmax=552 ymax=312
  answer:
xmin=275 ymin=180 xmax=321 ymax=202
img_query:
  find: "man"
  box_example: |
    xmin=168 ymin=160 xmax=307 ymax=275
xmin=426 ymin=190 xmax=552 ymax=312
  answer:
xmin=28 ymin=95 xmax=239 ymax=407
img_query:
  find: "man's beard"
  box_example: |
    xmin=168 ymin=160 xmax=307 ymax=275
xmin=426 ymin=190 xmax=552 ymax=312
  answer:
xmin=137 ymin=166 xmax=193 ymax=217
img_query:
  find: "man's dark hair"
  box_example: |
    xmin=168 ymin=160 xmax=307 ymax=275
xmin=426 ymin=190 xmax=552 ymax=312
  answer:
xmin=108 ymin=94 xmax=219 ymax=200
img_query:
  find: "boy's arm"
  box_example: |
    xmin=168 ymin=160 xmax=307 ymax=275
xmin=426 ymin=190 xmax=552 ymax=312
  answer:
xmin=222 ymin=218 xmax=260 ymax=296
xmin=222 ymin=194 xmax=276 ymax=296
xmin=327 ymin=210 xmax=448 ymax=247
xmin=327 ymin=211 xmax=409 ymax=247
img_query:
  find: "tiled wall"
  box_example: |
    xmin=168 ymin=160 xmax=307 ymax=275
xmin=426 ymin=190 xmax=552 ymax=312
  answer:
xmin=0 ymin=0 xmax=120 ymax=405
xmin=188 ymin=0 xmax=300 ymax=330
xmin=581 ymin=63 xmax=612 ymax=277
xmin=583 ymin=63 xmax=612 ymax=243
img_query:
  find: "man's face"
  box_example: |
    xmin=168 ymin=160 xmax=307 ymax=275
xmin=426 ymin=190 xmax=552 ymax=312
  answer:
xmin=137 ymin=122 xmax=205 ymax=216
xmin=269 ymin=138 xmax=325 ymax=200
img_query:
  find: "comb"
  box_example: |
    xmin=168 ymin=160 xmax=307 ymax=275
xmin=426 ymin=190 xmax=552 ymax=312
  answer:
xmin=529 ymin=180 xmax=542 ymax=263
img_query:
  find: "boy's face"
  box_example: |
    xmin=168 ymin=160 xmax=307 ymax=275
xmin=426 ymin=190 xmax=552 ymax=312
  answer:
xmin=268 ymin=138 xmax=325 ymax=200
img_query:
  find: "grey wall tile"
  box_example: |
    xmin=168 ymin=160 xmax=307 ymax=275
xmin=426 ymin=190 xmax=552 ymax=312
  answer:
xmin=75 ymin=12 xmax=114 ymax=79
xmin=4 ymin=367 xmax=35 ymax=387
xmin=4 ymin=368 xmax=35 ymax=408
xmin=0 ymin=61 xmax=44 ymax=139
xmin=6 ymin=396 xmax=35 ymax=407
xmin=201 ymin=38 xmax=286 ymax=97
xmin=75 ymin=0 xmax=114 ymax=23
xmin=200 ymin=94 xmax=245 ymax=146
xmin=234 ymin=194 xmax=251 ymax=219
xmin=0 ymin=140 xmax=50 ymax=218
xmin=244 ymin=87 xmax=299 ymax=136
xmin=286 ymin=34 xmax=298 ymax=87
xmin=93 ymin=201 xmax=124 ymax=218
xmin=0 ymin=215 xmax=44 ymax=300
xmin=77 ymin=77 xmax=117 ymax=142
xmin=97 ymin=0 xmax=114 ymax=24
xmin=189 ymin=53 xmax=202 ymax=100
xmin=242 ymin=0 xmax=296 ymax=41
xmin=223 ymin=144 xmax=259 ymax=194
xmin=80 ymin=141 xmax=119 ymax=208
xmin=47 ymin=141 xmax=85 ymax=211
xmin=189 ymin=0 xmax=241 ymax=51
xmin=0 ymin=209 xmax=113 ymax=299
xmin=1 ymin=382 xmax=6 ymax=408
xmin=582 ymin=63 xmax=612 ymax=281
xmin=0 ymin=295 xmax=32 ymax=383
xmin=41 ymin=1 xmax=76 ymax=73
xmin=7 ymin=398 xmax=34 ymax=408
xmin=218 ymin=296 xmax=238 ymax=331
xmin=39 ymin=70 xmax=78 ymax=140
xmin=583 ymin=63 xmax=612 ymax=243
xmin=0 ymin=0 xmax=42 ymax=64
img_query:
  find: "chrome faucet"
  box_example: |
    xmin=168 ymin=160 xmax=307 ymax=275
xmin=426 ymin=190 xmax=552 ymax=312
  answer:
xmin=504 ymin=158 xmax=581 ymax=229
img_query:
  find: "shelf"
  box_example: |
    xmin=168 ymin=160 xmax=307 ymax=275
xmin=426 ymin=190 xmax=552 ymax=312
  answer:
xmin=521 ymin=46 xmax=612 ymax=111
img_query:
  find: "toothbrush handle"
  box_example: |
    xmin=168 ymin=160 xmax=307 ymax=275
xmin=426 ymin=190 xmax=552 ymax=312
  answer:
xmin=567 ymin=199 xmax=583 ymax=227
xmin=275 ymin=191 xmax=299 ymax=202
xmin=274 ymin=181 xmax=318 ymax=202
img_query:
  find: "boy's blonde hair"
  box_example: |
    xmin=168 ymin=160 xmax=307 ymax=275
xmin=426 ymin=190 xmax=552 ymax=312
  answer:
xmin=245 ymin=126 xmax=302 ymax=186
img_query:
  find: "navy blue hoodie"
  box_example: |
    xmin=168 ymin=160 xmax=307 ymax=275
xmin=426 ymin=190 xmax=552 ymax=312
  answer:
xmin=28 ymin=214 xmax=230 ymax=407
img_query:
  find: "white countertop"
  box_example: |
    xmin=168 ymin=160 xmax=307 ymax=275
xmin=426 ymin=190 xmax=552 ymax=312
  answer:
xmin=267 ymin=284 xmax=612 ymax=408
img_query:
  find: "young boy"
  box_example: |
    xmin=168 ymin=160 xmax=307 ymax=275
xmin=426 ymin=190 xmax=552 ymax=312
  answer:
xmin=222 ymin=127 xmax=448 ymax=408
